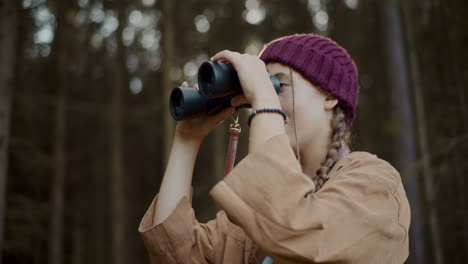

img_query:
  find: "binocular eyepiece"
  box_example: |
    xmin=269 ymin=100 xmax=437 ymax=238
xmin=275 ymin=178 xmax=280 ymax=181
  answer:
xmin=169 ymin=61 xmax=280 ymax=121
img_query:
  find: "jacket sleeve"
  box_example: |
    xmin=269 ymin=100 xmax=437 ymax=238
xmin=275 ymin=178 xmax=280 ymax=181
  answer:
xmin=138 ymin=188 xmax=226 ymax=264
xmin=209 ymin=133 xmax=410 ymax=263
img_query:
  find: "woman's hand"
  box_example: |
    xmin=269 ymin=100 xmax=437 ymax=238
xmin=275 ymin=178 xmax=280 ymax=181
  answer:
xmin=210 ymin=50 xmax=279 ymax=108
xmin=211 ymin=50 xmax=285 ymax=153
xmin=175 ymin=81 xmax=235 ymax=143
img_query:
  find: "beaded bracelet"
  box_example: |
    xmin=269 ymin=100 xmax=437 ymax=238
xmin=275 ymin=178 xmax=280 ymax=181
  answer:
xmin=247 ymin=108 xmax=287 ymax=128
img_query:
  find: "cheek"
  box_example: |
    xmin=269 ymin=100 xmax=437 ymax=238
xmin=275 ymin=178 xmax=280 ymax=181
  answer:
xmin=286 ymin=92 xmax=327 ymax=135
xmin=295 ymin=104 xmax=319 ymax=133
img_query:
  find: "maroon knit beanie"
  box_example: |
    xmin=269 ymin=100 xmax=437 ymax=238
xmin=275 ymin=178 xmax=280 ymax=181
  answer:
xmin=259 ymin=33 xmax=359 ymax=126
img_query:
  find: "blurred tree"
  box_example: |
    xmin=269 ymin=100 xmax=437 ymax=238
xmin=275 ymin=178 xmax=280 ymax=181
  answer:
xmin=399 ymin=0 xmax=468 ymax=263
xmin=378 ymin=0 xmax=426 ymax=263
xmin=49 ymin=0 xmax=68 ymax=263
xmin=4 ymin=1 xmax=54 ymax=262
xmin=403 ymin=1 xmax=468 ymax=263
xmin=0 ymin=1 xmax=18 ymax=263
xmin=399 ymin=0 xmax=443 ymax=263
xmin=109 ymin=1 xmax=128 ymax=264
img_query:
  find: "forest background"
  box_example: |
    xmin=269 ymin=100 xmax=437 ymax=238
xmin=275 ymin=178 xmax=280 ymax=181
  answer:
xmin=0 ymin=0 xmax=467 ymax=263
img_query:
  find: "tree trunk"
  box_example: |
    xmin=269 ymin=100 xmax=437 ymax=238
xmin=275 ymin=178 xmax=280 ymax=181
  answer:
xmin=95 ymin=159 xmax=106 ymax=263
xmin=0 ymin=1 xmax=17 ymax=261
xmin=71 ymin=226 xmax=84 ymax=264
xmin=110 ymin=3 xmax=128 ymax=264
xmin=378 ymin=0 xmax=426 ymax=263
xmin=399 ymin=0 xmax=443 ymax=263
xmin=161 ymin=0 xmax=175 ymax=167
xmin=49 ymin=1 xmax=68 ymax=263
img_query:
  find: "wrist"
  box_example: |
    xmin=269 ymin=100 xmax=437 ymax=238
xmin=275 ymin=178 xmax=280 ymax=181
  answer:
xmin=252 ymin=93 xmax=281 ymax=109
xmin=174 ymin=132 xmax=203 ymax=147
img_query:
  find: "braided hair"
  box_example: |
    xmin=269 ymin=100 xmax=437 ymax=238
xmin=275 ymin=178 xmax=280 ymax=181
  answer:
xmin=312 ymin=107 xmax=350 ymax=191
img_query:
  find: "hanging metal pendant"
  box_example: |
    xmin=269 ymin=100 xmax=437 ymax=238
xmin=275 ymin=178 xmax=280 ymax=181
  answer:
xmin=224 ymin=110 xmax=241 ymax=177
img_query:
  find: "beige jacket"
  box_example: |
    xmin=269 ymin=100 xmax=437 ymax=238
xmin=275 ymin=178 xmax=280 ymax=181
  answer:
xmin=138 ymin=133 xmax=410 ymax=263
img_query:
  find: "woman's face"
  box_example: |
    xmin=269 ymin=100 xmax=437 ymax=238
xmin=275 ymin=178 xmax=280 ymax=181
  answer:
xmin=265 ymin=62 xmax=338 ymax=154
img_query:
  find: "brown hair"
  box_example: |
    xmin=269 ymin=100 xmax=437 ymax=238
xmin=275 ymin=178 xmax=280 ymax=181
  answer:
xmin=313 ymin=106 xmax=351 ymax=192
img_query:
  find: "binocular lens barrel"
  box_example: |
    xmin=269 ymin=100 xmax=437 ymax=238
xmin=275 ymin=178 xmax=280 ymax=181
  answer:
xmin=198 ymin=61 xmax=242 ymax=98
xmin=169 ymin=61 xmax=280 ymax=121
xmin=169 ymin=88 xmax=185 ymax=121
xmin=170 ymin=87 xmax=232 ymax=121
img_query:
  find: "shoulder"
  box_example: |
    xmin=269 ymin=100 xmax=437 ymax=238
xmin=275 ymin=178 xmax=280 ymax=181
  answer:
xmin=333 ymin=151 xmax=411 ymax=250
xmin=329 ymin=151 xmax=401 ymax=192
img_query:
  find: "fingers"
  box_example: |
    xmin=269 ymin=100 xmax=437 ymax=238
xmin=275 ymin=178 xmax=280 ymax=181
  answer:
xmin=210 ymin=50 xmax=241 ymax=66
xmin=181 ymin=81 xmax=199 ymax=91
xmin=211 ymin=50 xmax=266 ymax=78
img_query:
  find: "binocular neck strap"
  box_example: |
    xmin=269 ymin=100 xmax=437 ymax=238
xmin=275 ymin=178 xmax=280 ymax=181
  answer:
xmin=224 ymin=126 xmax=240 ymax=177
xmin=224 ymin=111 xmax=241 ymax=177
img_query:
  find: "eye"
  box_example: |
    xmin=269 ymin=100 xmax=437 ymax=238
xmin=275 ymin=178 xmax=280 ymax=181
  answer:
xmin=278 ymin=83 xmax=290 ymax=93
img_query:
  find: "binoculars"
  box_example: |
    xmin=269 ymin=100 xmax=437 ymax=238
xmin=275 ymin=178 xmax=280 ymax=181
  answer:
xmin=169 ymin=61 xmax=280 ymax=121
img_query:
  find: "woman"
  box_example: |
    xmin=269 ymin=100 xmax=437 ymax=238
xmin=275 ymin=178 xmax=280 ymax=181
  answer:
xmin=138 ymin=33 xmax=410 ymax=263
